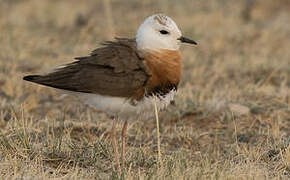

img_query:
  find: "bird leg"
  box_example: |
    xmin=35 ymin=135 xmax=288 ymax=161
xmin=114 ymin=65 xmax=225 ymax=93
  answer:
xmin=111 ymin=117 xmax=121 ymax=174
xmin=121 ymin=120 xmax=128 ymax=169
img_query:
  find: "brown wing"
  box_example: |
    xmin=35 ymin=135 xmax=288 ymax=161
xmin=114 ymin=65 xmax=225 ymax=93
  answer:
xmin=23 ymin=38 xmax=150 ymax=98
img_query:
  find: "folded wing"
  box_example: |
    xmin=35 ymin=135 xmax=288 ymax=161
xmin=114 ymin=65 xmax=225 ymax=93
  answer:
xmin=23 ymin=38 xmax=150 ymax=98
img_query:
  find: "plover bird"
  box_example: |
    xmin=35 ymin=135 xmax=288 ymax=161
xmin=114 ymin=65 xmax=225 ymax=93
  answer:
xmin=23 ymin=14 xmax=197 ymax=171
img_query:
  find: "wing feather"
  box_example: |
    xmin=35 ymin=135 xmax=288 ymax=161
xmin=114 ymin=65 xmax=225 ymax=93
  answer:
xmin=23 ymin=38 xmax=150 ymax=98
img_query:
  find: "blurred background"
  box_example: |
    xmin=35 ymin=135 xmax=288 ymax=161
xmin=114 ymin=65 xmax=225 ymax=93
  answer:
xmin=0 ymin=0 xmax=289 ymax=178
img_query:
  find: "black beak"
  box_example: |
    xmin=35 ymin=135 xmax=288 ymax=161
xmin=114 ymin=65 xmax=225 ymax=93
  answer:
xmin=178 ymin=36 xmax=197 ymax=45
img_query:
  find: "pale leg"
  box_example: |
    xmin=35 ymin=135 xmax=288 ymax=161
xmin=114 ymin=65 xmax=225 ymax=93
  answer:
xmin=121 ymin=121 xmax=128 ymax=169
xmin=111 ymin=117 xmax=121 ymax=173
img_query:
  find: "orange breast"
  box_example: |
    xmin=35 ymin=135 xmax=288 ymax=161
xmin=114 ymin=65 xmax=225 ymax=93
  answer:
xmin=143 ymin=49 xmax=182 ymax=93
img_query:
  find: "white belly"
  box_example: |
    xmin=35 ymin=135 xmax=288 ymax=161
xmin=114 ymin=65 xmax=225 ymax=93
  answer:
xmin=74 ymin=90 xmax=176 ymax=121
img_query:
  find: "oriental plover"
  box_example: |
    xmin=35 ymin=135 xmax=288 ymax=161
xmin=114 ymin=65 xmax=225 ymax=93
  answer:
xmin=23 ymin=13 xmax=197 ymax=172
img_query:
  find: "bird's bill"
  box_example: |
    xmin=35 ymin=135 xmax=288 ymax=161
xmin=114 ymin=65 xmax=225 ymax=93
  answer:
xmin=178 ymin=36 xmax=197 ymax=45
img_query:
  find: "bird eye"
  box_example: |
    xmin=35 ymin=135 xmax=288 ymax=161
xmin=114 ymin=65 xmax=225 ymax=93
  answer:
xmin=159 ymin=30 xmax=169 ymax=35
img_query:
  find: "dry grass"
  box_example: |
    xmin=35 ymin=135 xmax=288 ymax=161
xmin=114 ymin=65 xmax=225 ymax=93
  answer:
xmin=0 ymin=0 xmax=289 ymax=179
